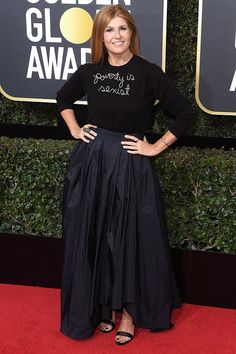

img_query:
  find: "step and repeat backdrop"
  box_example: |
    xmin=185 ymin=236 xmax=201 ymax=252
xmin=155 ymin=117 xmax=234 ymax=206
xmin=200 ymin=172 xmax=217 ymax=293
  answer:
xmin=196 ymin=0 xmax=236 ymax=115
xmin=1 ymin=0 xmax=236 ymax=116
xmin=0 ymin=0 xmax=167 ymax=103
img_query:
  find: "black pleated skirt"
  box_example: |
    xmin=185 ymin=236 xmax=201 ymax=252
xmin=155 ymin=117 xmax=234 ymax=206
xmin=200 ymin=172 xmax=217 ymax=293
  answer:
xmin=61 ymin=127 xmax=181 ymax=339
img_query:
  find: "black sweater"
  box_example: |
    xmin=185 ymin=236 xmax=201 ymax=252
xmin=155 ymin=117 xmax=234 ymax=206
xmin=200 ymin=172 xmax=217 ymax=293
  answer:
xmin=56 ymin=54 xmax=196 ymax=137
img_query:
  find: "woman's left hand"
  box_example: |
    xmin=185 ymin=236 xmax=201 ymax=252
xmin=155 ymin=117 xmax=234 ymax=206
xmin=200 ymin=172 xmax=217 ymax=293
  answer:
xmin=121 ymin=135 xmax=157 ymax=156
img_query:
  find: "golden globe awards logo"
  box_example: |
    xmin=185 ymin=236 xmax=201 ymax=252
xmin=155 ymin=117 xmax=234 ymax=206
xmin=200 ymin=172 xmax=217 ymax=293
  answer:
xmin=25 ymin=1 xmax=121 ymax=81
xmin=0 ymin=0 xmax=167 ymax=102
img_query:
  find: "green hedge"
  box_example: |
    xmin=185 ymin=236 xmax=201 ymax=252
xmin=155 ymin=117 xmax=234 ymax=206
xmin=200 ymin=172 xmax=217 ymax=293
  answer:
xmin=1 ymin=0 xmax=236 ymax=138
xmin=0 ymin=96 xmax=58 ymax=126
xmin=0 ymin=137 xmax=235 ymax=254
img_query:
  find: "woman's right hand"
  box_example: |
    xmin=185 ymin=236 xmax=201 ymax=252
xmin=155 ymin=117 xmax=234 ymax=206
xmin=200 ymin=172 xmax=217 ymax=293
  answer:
xmin=70 ymin=124 xmax=97 ymax=143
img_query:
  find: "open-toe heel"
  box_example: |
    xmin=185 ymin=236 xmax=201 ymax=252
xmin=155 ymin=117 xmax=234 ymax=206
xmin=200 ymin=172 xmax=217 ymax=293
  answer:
xmin=100 ymin=319 xmax=116 ymax=333
xmin=115 ymin=330 xmax=134 ymax=345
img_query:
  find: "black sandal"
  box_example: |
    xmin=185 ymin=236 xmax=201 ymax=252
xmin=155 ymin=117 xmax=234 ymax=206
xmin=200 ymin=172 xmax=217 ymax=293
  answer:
xmin=100 ymin=319 xmax=116 ymax=333
xmin=115 ymin=331 xmax=134 ymax=345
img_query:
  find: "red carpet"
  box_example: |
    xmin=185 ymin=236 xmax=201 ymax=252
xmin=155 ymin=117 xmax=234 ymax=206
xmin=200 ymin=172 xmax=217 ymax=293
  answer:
xmin=0 ymin=284 xmax=235 ymax=354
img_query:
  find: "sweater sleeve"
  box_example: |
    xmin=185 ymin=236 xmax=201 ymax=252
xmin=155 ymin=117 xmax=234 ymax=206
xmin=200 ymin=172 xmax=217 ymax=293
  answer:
xmin=56 ymin=65 xmax=86 ymax=113
xmin=151 ymin=64 xmax=197 ymax=138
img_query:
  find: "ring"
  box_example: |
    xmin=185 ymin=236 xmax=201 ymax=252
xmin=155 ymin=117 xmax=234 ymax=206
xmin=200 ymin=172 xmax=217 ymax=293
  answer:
xmin=83 ymin=127 xmax=91 ymax=133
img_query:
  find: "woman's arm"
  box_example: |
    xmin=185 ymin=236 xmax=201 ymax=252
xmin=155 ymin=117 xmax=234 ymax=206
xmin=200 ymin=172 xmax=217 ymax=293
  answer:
xmin=56 ymin=65 xmax=97 ymax=142
xmin=122 ymin=65 xmax=196 ymax=156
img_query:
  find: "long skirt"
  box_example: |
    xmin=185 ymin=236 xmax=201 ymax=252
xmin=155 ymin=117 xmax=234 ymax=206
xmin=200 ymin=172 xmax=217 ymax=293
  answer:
xmin=60 ymin=127 xmax=181 ymax=339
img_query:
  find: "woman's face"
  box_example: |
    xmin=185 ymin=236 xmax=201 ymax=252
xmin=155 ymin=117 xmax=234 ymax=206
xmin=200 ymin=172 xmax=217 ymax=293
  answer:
xmin=103 ymin=16 xmax=132 ymax=57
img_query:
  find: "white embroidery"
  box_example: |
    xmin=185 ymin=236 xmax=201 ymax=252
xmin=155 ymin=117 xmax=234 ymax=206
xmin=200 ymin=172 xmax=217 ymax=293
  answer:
xmin=93 ymin=72 xmax=135 ymax=96
xmin=126 ymin=73 xmax=135 ymax=81
xmin=98 ymin=84 xmax=130 ymax=96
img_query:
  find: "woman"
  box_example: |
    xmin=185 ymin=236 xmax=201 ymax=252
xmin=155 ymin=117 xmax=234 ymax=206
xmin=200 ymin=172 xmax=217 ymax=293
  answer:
xmin=57 ymin=4 xmax=196 ymax=345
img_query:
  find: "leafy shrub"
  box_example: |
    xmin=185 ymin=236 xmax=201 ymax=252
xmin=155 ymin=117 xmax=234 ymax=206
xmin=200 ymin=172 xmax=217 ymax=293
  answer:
xmin=0 ymin=137 xmax=235 ymax=254
xmin=0 ymin=94 xmax=57 ymax=126
xmin=155 ymin=148 xmax=236 ymax=254
xmin=0 ymin=138 xmax=73 ymax=236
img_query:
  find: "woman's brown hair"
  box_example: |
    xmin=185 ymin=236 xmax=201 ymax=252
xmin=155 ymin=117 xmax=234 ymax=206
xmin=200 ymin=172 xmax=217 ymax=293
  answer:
xmin=91 ymin=5 xmax=140 ymax=65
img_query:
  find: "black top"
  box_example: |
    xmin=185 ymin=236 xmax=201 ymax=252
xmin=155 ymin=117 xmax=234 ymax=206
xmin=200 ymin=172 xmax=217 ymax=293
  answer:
xmin=56 ymin=55 xmax=196 ymax=137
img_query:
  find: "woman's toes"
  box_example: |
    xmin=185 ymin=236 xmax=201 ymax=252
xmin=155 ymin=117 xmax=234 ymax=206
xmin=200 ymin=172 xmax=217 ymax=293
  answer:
xmin=116 ymin=335 xmax=131 ymax=344
xmin=100 ymin=322 xmax=112 ymax=332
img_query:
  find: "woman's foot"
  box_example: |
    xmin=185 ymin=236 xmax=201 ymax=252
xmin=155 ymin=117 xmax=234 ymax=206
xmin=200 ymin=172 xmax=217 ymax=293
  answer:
xmin=100 ymin=311 xmax=116 ymax=333
xmin=115 ymin=309 xmax=134 ymax=345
